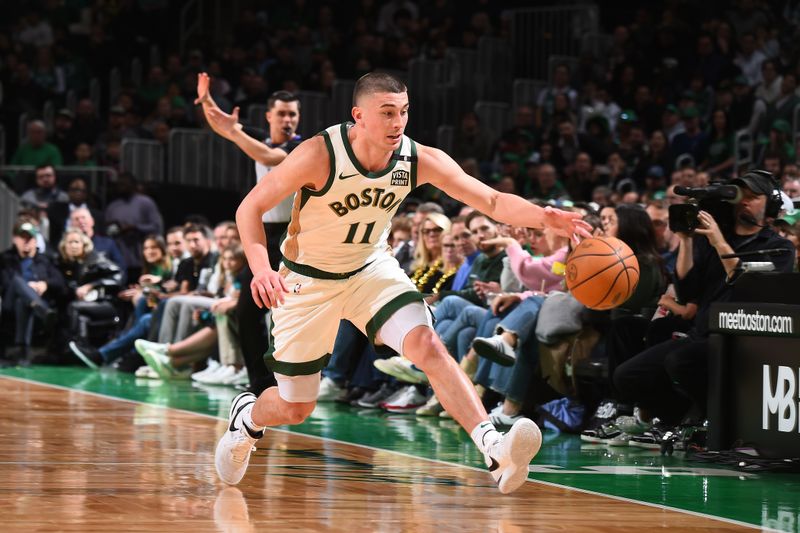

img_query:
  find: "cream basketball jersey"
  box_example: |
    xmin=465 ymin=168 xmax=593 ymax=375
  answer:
xmin=280 ymin=122 xmax=417 ymax=277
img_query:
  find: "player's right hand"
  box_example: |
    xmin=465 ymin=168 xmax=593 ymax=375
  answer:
xmin=251 ymin=267 xmax=290 ymax=309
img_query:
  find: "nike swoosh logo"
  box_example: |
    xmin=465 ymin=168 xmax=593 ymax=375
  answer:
xmin=229 ymin=400 xmax=255 ymax=432
xmin=339 ymin=172 xmax=359 ymax=180
xmin=488 ymin=457 xmax=500 ymax=472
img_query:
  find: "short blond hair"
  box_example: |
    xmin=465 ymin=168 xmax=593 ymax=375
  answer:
xmin=58 ymin=228 xmax=94 ymax=261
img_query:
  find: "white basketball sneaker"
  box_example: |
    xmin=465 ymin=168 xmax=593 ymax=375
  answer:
xmin=215 ymin=392 xmax=263 ymax=485
xmin=484 ymin=418 xmax=542 ymax=494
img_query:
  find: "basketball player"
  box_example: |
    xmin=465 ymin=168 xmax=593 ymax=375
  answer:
xmin=195 ymin=73 xmax=301 ymax=394
xmin=216 ymin=72 xmax=592 ymax=494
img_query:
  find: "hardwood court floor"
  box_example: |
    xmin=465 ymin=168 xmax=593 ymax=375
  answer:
xmin=0 ymin=375 xmax=764 ymax=532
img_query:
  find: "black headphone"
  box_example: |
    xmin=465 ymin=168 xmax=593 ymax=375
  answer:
xmin=743 ymin=170 xmax=783 ymax=218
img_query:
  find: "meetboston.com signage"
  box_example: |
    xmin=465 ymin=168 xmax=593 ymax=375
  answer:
xmin=709 ymin=302 xmax=800 ymax=457
xmin=713 ymin=303 xmax=799 ymax=338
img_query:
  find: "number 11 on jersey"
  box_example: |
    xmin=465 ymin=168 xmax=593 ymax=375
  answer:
xmin=343 ymin=221 xmax=376 ymax=244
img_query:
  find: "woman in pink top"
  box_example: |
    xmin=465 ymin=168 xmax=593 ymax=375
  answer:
xmin=477 ymin=225 xmax=570 ymax=319
xmin=468 ymin=214 xmax=603 ymax=426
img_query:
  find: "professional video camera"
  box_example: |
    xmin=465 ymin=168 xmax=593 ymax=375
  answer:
xmin=668 ymin=171 xmax=784 ymax=234
xmin=668 ymin=184 xmax=740 ymax=233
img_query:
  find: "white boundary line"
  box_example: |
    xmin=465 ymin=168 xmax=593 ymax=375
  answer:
xmin=0 ymin=374 xmax=778 ymax=533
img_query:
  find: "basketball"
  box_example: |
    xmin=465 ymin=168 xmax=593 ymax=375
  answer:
xmin=565 ymin=237 xmax=640 ymax=310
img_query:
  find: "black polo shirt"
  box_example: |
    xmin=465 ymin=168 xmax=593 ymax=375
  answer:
xmin=175 ymin=252 xmax=216 ymax=292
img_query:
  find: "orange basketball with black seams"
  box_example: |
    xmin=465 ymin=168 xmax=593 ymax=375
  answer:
xmin=565 ymin=236 xmax=639 ymax=310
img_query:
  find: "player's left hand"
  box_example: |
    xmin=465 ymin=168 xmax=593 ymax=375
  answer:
xmin=542 ymin=206 xmax=593 ymax=244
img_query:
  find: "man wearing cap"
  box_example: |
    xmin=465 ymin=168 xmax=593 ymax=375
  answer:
xmin=614 ymin=170 xmax=795 ymax=429
xmin=1 ymin=221 xmax=65 ymax=360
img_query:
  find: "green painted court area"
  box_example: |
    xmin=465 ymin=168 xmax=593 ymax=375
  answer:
xmin=3 ymin=366 xmax=799 ymax=532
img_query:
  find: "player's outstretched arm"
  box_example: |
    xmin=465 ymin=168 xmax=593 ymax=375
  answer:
xmin=236 ymin=136 xmax=328 ymax=308
xmin=195 ymin=72 xmax=289 ymax=166
xmin=417 ymin=145 xmax=592 ymax=242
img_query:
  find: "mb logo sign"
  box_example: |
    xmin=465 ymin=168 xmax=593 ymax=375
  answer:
xmin=763 ymin=365 xmax=800 ymax=432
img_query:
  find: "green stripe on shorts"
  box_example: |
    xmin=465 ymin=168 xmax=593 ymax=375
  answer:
xmin=365 ymin=291 xmax=427 ymax=344
xmin=263 ymin=315 xmax=332 ymax=376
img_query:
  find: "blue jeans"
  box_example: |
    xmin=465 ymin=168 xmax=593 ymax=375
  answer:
xmin=99 ymin=313 xmax=151 ymax=363
xmin=495 ymin=296 xmax=545 ymax=344
xmin=433 ymin=295 xmax=479 ymax=337
xmin=475 ymin=296 xmax=545 ymax=402
xmin=324 ymin=320 xmax=365 ymax=385
xmin=441 ymin=304 xmax=487 ymax=360
xmin=2 ymin=275 xmax=49 ymax=346
xmin=323 ymin=320 xmax=387 ymax=389
xmin=133 ymin=296 xmax=151 ymax=321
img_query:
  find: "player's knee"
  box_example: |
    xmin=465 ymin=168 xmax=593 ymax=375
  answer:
xmin=404 ymin=327 xmax=448 ymax=371
xmin=284 ymin=401 xmax=316 ymax=424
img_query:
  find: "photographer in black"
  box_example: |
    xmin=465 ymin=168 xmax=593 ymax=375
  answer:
xmin=613 ymin=171 xmax=796 ymax=431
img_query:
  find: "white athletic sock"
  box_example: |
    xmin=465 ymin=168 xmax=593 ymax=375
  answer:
xmin=471 ymin=420 xmax=501 ymax=455
xmin=241 ymin=404 xmax=265 ymax=437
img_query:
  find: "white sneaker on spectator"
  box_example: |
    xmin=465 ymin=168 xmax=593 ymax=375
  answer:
xmin=317 ymin=376 xmax=345 ymax=401
xmin=191 ymin=359 xmax=221 ymax=382
xmin=489 ymin=409 xmax=524 ymax=427
xmin=374 ymin=356 xmax=428 ymax=384
xmin=472 ymin=335 xmax=516 ymax=366
xmin=377 ymin=385 xmax=415 ymax=409
xmin=484 ymin=418 xmax=542 ymax=494
xmin=135 ymin=365 xmax=160 ymax=379
xmin=224 ymin=367 xmax=250 ymax=387
xmin=215 ymin=392 xmax=263 ymax=485
xmin=135 ymin=339 xmax=189 ymax=380
xmin=135 ymin=339 xmax=167 ymax=355
xmin=383 ymin=385 xmax=427 ymax=413
xmin=416 ymin=394 xmax=443 ymax=416
xmin=489 ymin=402 xmax=504 ymax=416
xmin=200 ymin=365 xmax=237 ymax=385
xmin=198 ymin=364 xmax=233 ymax=384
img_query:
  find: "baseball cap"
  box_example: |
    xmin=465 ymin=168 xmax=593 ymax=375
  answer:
xmin=110 ymin=105 xmax=126 ymax=116
xmin=771 ymin=119 xmax=791 ymax=134
xmin=732 ymin=171 xmax=777 ymax=197
xmin=13 ymin=221 xmax=39 ymax=238
xmin=664 ymin=104 xmax=679 ymax=114
xmin=777 ymin=211 xmax=799 ymax=225
xmin=56 ymin=108 xmax=74 ymax=120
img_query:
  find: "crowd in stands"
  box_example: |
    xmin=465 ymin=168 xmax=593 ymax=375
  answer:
xmin=2 ymin=0 xmax=800 ymax=451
